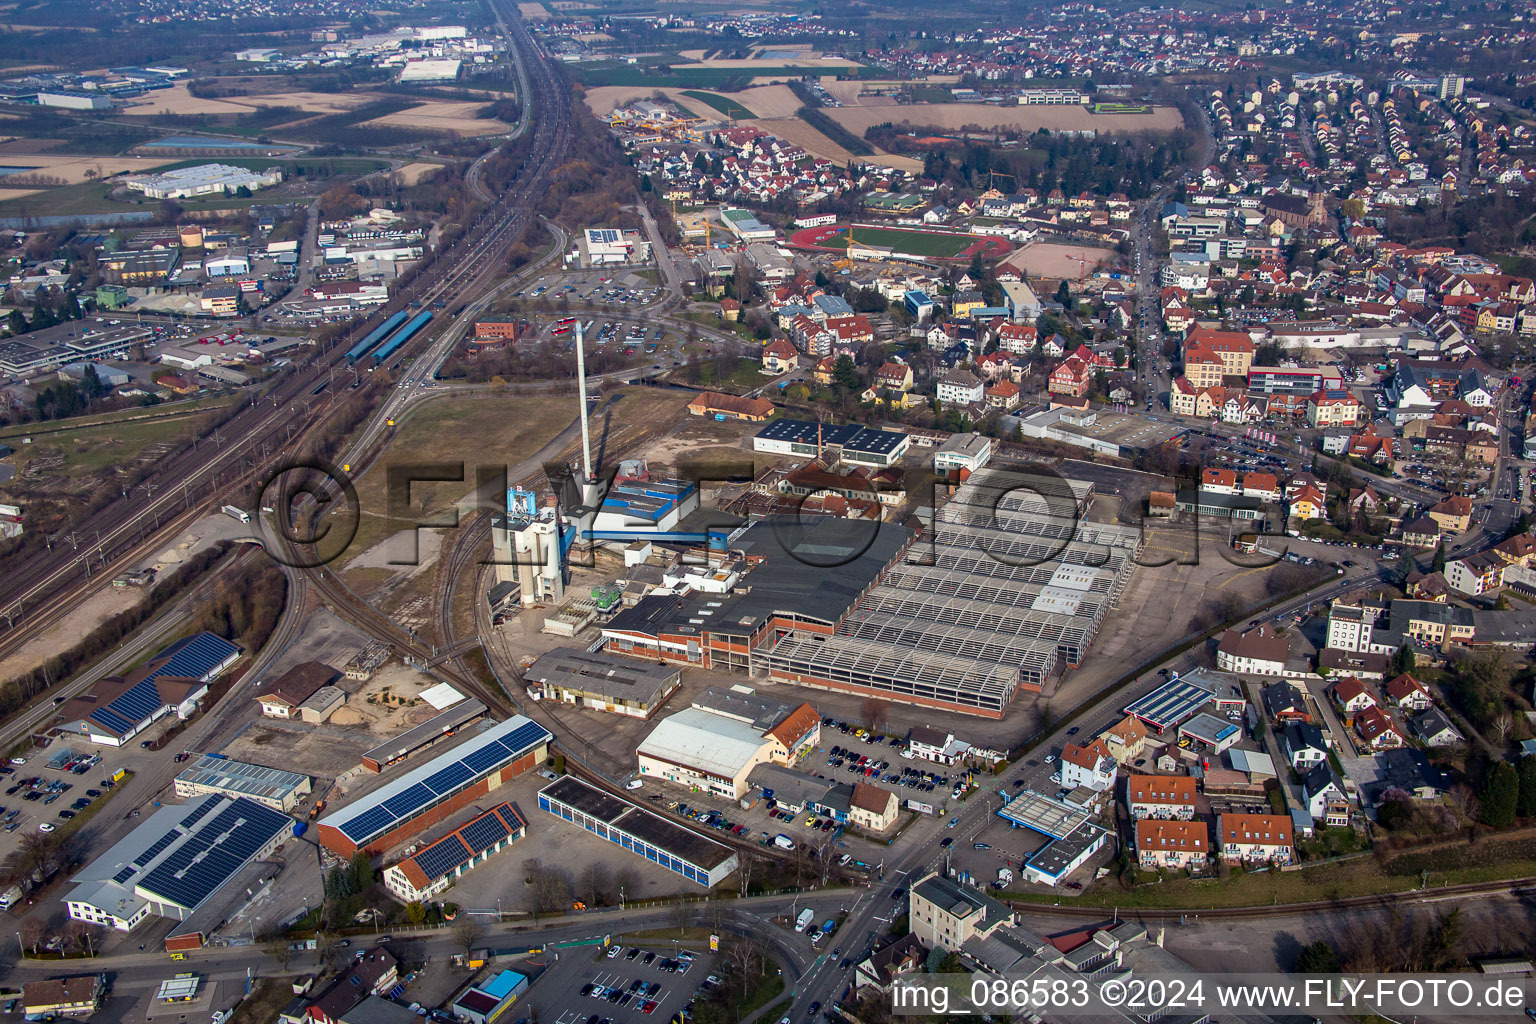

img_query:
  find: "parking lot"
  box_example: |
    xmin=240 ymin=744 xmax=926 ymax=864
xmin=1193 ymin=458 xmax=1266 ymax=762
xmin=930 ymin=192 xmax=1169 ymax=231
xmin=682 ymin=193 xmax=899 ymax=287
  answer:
xmin=532 ymin=943 xmax=716 ymax=1024
xmin=0 ymin=749 xmax=117 ymax=841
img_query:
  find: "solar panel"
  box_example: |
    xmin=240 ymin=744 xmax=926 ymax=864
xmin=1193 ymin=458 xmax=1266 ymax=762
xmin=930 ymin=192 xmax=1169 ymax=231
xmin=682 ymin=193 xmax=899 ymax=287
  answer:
xmin=411 ymin=835 xmax=472 ymax=881
xmin=180 ymin=799 xmax=217 ymax=829
xmin=500 ymin=720 xmax=550 ymax=757
xmin=137 ymin=798 xmax=289 ymax=911
xmin=339 ymin=805 xmax=394 ymax=842
xmin=459 ymin=813 xmax=510 ymax=854
xmin=423 ymin=763 xmax=474 ymax=796
xmin=460 ymin=740 xmax=512 ymax=775
xmin=112 ymin=865 xmax=137 ymax=884
xmin=134 ymin=828 xmax=182 ymax=867
xmin=147 ymin=633 xmax=240 ymax=685
xmin=87 ymin=707 xmax=136 ymax=734
xmin=381 ymin=783 xmax=433 ymax=820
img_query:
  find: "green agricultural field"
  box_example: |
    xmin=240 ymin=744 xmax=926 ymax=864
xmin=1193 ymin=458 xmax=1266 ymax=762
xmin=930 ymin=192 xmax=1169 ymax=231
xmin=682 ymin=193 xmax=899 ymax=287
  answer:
xmin=1093 ymin=102 xmax=1154 ymax=114
xmin=826 ymin=226 xmax=975 ymax=258
xmin=681 ymin=90 xmax=754 ymax=119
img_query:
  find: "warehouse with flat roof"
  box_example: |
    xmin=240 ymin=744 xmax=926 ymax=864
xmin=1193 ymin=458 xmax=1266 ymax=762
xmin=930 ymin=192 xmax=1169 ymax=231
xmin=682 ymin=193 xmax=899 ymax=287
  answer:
xmin=538 ymin=776 xmax=738 ymax=888
xmin=173 ymin=755 xmax=312 ymax=812
xmin=319 ymin=716 xmax=551 ymax=857
xmin=524 ymin=648 xmax=680 ymax=719
xmin=1123 ymin=676 xmax=1217 ymax=733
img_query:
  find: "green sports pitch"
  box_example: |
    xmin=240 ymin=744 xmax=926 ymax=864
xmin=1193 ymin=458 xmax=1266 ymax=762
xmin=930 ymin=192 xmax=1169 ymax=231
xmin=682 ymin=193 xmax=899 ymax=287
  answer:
xmin=814 ymin=226 xmax=978 ymax=258
xmin=1092 ymin=102 xmax=1154 ymax=114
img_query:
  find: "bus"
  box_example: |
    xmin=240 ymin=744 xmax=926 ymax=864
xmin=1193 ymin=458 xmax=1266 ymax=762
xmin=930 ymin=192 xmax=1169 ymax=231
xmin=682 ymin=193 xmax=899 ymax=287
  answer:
xmin=552 ymin=316 xmax=577 ymax=337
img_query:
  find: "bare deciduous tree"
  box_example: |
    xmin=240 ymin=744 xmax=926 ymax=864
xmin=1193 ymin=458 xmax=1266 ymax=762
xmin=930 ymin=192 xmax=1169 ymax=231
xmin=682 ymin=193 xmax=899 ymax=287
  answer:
xmin=861 ymin=696 xmax=888 ymax=735
xmin=451 ymin=917 xmax=484 ymax=958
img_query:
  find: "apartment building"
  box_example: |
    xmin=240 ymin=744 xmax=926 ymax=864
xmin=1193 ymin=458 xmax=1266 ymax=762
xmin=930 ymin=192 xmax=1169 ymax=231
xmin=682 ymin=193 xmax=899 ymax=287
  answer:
xmin=1216 ymin=812 xmax=1293 ymax=865
xmin=1135 ymin=819 xmax=1208 ymax=871
xmin=1125 ymin=774 xmax=1196 ymax=820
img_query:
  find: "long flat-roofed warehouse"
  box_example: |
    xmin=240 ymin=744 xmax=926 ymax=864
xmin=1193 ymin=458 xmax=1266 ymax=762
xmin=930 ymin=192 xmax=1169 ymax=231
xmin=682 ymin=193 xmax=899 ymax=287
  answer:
xmin=318 ymin=716 xmax=552 ymax=858
xmin=1123 ymin=676 xmax=1217 ymax=734
xmin=523 ymin=648 xmax=681 ymax=718
xmin=173 ymin=755 xmax=312 ymax=812
xmin=538 ymin=776 xmax=738 ymax=888
xmin=360 ymin=699 xmax=488 ymax=773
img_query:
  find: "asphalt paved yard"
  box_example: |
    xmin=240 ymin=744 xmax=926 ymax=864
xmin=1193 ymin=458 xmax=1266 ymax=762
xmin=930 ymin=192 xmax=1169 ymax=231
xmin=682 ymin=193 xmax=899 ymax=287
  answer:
xmin=533 ymin=944 xmax=716 ymax=1024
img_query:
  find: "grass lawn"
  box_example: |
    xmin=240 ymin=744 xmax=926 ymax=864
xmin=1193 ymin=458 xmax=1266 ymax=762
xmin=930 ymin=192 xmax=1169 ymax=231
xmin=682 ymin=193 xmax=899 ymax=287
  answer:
xmin=1004 ymin=842 xmax=1536 ymax=911
xmin=686 ymin=360 xmax=767 ymax=389
xmin=682 ymin=90 xmax=754 ymax=119
xmin=0 ymin=181 xmax=122 ymax=219
xmin=5 ymin=409 xmax=225 ymax=482
xmin=0 ymin=395 xmax=230 ymax=442
xmin=576 ymin=63 xmax=872 ymax=89
xmin=335 ymin=394 xmax=577 ymax=572
xmin=819 ymin=226 xmax=976 ymax=259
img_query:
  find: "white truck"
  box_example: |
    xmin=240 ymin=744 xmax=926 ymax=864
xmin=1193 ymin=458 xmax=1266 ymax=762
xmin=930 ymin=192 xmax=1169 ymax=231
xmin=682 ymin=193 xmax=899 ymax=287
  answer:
xmin=221 ymin=505 xmax=251 ymax=524
xmin=794 ymin=908 xmax=815 ymax=933
xmin=996 ymin=867 xmax=1014 ymax=887
xmin=773 ymin=834 xmax=795 ymax=851
xmin=0 ymin=885 xmax=21 ymax=911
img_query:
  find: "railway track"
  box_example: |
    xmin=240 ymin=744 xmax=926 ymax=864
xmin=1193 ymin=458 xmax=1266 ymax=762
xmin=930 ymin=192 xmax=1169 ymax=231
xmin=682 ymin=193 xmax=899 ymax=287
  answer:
xmin=0 ymin=6 xmax=568 ymax=689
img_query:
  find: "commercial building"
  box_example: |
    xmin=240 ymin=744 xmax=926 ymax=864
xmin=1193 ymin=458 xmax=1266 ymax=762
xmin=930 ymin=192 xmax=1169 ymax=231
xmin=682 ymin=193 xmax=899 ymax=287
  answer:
xmin=524 ymin=648 xmax=680 ymax=719
xmin=1122 ymin=676 xmax=1216 ymax=734
xmin=63 ymin=794 xmax=291 ymax=933
xmin=123 ymin=163 xmax=283 ymax=200
xmin=538 ymin=776 xmax=738 ymax=887
xmin=720 ymin=207 xmax=776 ymax=242
xmin=38 ymin=90 xmax=113 ymax=110
xmin=21 ymin=976 xmax=105 ymax=1019
xmin=579 ymin=227 xmax=644 ymax=265
xmin=1177 ymin=713 xmax=1241 ymax=754
xmin=996 ymin=789 xmax=1111 ymax=886
xmin=398 ymin=58 xmax=462 ymax=82
xmin=173 ymin=755 xmax=312 ymax=812
xmin=452 ymin=970 xmax=528 ymax=1024
xmin=53 ymin=632 xmax=240 ymax=746
xmin=383 ymin=802 xmax=527 ymax=903
xmin=687 ymin=392 xmax=775 ymax=422
xmin=909 ymin=871 xmax=1015 ymax=950
xmin=636 ymin=706 xmax=781 ymax=800
xmin=318 ymin=716 xmax=552 ymax=857
xmin=1215 ymin=624 xmax=1289 ymax=675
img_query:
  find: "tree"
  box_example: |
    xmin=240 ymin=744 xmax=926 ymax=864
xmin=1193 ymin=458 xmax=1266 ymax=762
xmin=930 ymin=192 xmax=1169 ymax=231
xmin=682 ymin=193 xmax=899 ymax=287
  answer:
xmin=316 ymin=932 xmax=347 ymax=969
xmin=451 ymin=917 xmax=484 ymax=958
xmin=261 ymin=930 xmax=295 ymax=971
xmin=831 ymin=353 xmax=860 ymax=393
xmin=862 ymin=695 xmax=888 ymax=735
xmin=1293 ymin=939 xmax=1342 ymax=974
xmin=403 ymin=901 xmax=427 ymax=926
xmin=576 ymin=863 xmax=609 ymax=908
xmin=1519 ymin=757 xmax=1536 ymax=818
xmin=1390 ymin=643 xmax=1415 ymax=678
xmin=1431 ymin=538 xmax=1446 ymax=574
xmin=347 ymin=851 xmax=374 ymax=895
xmin=1479 ymin=761 xmax=1518 ymax=828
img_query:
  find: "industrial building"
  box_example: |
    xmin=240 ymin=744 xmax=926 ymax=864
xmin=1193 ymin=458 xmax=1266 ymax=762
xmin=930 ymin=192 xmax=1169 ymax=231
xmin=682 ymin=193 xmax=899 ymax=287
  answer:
xmin=602 ymin=468 xmax=1140 ymax=718
xmin=577 ymin=227 xmax=648 ymax=266
xmin=123 ymin=163 xmax=283 ymax=200
xmin=53 ymin=632 xmax=241 ymax=746
xmin=753 ymin=419 xmax=912 ymax=467
xmin=318 ymin=716 xmax=552 ymax=857
xmin=360 ymin=699 xmax=488 ymax=773
xmin=397 ymin=58 xmax=462 ymax=82
xmin=523 ymin=648 xmax=680 ymax=718
xmin=254 ymin=662 xmax=338 ymax=719
xmin=173 ymin=755 xmax=312 ymax=812
xmin=538 ymin=776 xmax=739 ymax=888
xmin=1177 ymin=713 xmax=1241 ymax=754
xmin=382 ymin=802 xmax=527 ymax=903
xmin=63 ymin=794 xmax=291 ymax=933
xmin=996 ymin=788 xmax=1112 ymax=886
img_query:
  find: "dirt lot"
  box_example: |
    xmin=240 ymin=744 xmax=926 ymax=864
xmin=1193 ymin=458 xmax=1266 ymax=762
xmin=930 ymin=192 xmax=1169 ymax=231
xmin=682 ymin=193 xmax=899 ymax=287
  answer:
xmin=1000 ymin=242 xmax=1117 ymax=282
xmin=517 ymin=1 xmax=551 ymax=17
xmin=0 ymin=151 xmax=178 ymax=184
xmin=825 ymin=102 xmax=1184 ymax=136
xmin=363 ymin=101 xmax=509 ymax=136
xmin=817 ymin=75 xmax=960 ymax=106
xmin=393 ymin=161 xmax=444 ymax=185
xmin=123 ymin=82 xmax=381 ymax=117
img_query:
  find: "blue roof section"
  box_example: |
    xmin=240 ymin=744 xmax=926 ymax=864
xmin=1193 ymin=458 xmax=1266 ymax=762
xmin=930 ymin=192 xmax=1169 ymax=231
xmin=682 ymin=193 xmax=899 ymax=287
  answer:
xmin=482 ymin=970 xmax=527 ymax=999
xmin=323 ymin=717 xmax=551 ymax=846
xmin=147 ymin=632 xmax=241 ymax=685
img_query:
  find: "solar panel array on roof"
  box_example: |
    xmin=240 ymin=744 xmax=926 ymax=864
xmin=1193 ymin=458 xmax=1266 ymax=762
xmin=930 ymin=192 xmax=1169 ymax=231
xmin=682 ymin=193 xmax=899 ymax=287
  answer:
xmin=397 ymin=802 xmax=525 ymax=887
xmin=137 ymin=799 xmax=289 ymax=912
xmin=329 ymin=717 xmax=551 ymax=845
xmin=134 ymin=829 xmax=181 ymax=867
xmin=145 ymin=633 xmax=240 ymax=686
xmin=179 ymin=796 xmax=218 ymax=829
xmin=112 ymin=865 xmax=137 ymax=884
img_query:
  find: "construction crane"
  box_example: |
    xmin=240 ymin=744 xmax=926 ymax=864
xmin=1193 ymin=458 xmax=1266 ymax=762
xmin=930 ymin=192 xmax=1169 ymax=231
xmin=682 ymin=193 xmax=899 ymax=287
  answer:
xmin=1068 ymin=252 xmax=1090 ymax=283
xmin=986 ymin=170 xmax=1017 ymax=192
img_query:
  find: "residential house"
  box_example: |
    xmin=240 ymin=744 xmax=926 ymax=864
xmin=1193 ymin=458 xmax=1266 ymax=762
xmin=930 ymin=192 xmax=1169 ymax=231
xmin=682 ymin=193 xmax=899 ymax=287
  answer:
xmin=852 ymin=933 xmax=924 ymax=993
xmin=1216 ymin=812 xmax=1293 ymax=865
xmin=1215 ymin=624 xmax=1289 ymax=676
xmin=761 ymin=339 xmax=798 ymax=374
xmin=1260 ymin=682 xmax=1310 ymax=723
xmin=1307 ymin=389 xmax=1362 ymax=427
xmin=1280 ymin=722 xmax=1330 ymax=770
xmin=1048 ymin=356 xmax=1092 ymax=398
xmin=1331 ymin=677 xmax=1379 ymax=715
xmin=1098 ymin=717 xmax=1149 ymax=764
xmin=1426 ymin=495 xmax=1473 ymax=534
xmin=849 ymin=782 xmax=899 ymax=833
xmin=1125 ymin=774 xmax=1196 ymax=820
xmin=1299 ymin=763 xmax=1348 ymax=821
xmin=1383 ymin=673 xmax=1432 ymax=711
xmin=1288 ymin=484 xmax=1326 ymax=521
xmin=1354 ymin=705 xmax=1405 ymax=749
xmin=1135 ymin=819 xmax=1208 ymax=872
xmin=937 ymin=369 xmax=984 ymax=408
xmin=1059 ymin=739 xmax=1116 ymax=792
xmin=1408 ymin=707 xmax=1464 ymax=747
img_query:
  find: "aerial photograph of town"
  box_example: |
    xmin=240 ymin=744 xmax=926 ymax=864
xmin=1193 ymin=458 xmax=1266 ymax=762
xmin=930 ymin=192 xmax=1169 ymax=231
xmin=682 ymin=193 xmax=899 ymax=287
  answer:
xmin=0 ymin=0 xmax=1535 ymax=1018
